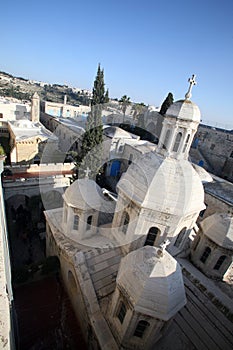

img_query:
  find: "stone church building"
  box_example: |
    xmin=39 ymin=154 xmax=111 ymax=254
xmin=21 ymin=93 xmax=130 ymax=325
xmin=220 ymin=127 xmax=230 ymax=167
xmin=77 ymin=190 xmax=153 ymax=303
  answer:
xmin=45 ymin=77 xmax=231 ymax=349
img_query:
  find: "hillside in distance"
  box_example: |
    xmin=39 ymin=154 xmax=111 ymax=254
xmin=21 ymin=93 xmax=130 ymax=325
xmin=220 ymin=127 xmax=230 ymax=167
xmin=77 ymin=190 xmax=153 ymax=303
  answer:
xmin=0 ymin=70 xmax=91 ymax=106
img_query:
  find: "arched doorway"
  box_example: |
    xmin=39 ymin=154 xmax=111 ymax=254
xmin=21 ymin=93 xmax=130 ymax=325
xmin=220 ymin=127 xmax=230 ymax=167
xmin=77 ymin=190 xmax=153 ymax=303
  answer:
xmin=144 ymin=227 xmax=160 ymax=246
xmin=110 ymin=160 xmax=121 ymax=177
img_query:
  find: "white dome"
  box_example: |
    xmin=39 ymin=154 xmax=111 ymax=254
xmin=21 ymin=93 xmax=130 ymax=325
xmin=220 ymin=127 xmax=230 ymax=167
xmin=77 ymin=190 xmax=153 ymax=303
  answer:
xmin=117 ymin=152 xmax=205 ymax=215
xmin=192 ymin=163 xmax=213 ymax=183
xmin=117 ymin=246 xmax=186 ymax=321
xmin=63 ymin=178 xmax=102 ymax=210
xmin=166 ymin=99 xmax=201 ymax=123
xmin=200 ymin=213 xmax=233 ymax=250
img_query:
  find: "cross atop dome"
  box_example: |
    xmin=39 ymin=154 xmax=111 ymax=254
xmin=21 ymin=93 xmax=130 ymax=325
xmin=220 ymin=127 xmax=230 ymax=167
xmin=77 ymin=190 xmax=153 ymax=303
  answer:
xmin=84 ymin=167 xmax=91 ymax=178
xmin=185 ymin=74 xmax=197 ymax=100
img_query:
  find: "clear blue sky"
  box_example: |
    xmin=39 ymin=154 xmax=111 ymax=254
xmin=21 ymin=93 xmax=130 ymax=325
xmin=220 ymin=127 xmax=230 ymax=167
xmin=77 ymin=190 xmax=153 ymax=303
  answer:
xmin=1 ymin=0 xmax=233 ymax=128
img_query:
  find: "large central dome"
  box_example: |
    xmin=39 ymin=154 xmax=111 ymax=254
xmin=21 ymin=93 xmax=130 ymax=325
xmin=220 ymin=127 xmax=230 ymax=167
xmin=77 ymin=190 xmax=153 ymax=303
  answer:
xmin=117 ymin=151 xmax=205 ymax=216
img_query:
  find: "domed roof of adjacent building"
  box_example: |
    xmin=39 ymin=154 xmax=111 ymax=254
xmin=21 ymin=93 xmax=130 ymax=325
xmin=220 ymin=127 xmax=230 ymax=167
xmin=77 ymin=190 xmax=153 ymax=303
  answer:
xmin=63 ymin=178 xmax=102 ymax=210
xmin=103 ymin=125 xmax=134 ymax=139
xmin=117 ymin=246 xmax=186 ymax=321
xmin=166 ymin=99 xmax=201 ymax=123
xmin=117 ymin=152 xmax=205 ymax=215
xmin=192 ymin=163 xmax=213 ymax=183
xmin=200 ymin=213 xmax=233 ymax=250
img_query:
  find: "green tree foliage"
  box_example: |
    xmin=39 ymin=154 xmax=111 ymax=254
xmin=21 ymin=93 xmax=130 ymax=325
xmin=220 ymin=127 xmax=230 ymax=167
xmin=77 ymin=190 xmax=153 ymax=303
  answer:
xmin=159 ymin=92 xmax=174 ymax=115
xmin=0 ymin=144 xmax=5 ymax=155
xmin=119 ymin=95 xmax=131 ymax=121
xmin=77 ymin=64 xmax=108 ymax=178
xmin=132 ymin=102 xmax=146 ymax=122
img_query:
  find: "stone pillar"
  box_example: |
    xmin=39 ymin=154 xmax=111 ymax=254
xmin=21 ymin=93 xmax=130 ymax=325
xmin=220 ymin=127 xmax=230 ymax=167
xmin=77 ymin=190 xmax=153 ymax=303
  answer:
xmin=31 ymin=92 xmax=40 ymax=123
xmin=64 ymin=95 xmax=67 ymax=105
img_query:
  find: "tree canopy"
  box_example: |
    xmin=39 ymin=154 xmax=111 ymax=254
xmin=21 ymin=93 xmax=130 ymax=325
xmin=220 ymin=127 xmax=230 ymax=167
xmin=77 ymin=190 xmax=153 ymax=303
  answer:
xmin=76 ymin=64 xmax=109 ymax=179
xmin=159 ymin=92 xmax=174 ymax=115
xmin=119 ymin=95 xmax=131 ymax=121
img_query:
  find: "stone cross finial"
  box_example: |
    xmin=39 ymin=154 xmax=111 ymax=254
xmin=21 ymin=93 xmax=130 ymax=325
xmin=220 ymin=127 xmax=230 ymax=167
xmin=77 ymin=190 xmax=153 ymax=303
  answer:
xmin=84 ymin=167 xmax=91 ymax=178
xmin=185 ymin=74 xmax=197 ymax=100
xmin=156 ymin=239 xmax=170 ymax=258
xmin=160 ymin=239 xmax=170 ymax=251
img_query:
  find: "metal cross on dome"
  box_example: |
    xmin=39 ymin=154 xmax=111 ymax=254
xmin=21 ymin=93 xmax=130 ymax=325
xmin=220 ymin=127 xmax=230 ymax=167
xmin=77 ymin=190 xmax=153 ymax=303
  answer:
xmin=84 ymin=167 xmax=91 ymax=178
xmin=185 ymin=74 xmax=197 ymax=100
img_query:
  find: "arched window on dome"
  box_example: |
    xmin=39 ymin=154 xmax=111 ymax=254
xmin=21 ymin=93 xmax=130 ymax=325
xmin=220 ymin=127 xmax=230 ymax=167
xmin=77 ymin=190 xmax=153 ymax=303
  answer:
xmin=144 ymin=227 xmax=160 ymax=246
xmin=172 ymin=132 xmax=182 ymax=152
xmin=163 ymin=129 xmax=171 ymax=150
xmin=214 ymin=255 xmax=227 ymax=270
xmin=117 ymin=301 xmax=127 ymax=324
xmin=200 ymin=247 xmax=211 ymax=263
xmin=73 ymin=215 xmax=79 ymax=230
xmin=134 ymin=320 xmax=150 ymax=338
xmin=86 ymin=215 xmax=92 ymax=231
xmin=182 ymin=134 xmax=190 ymax=153
xmin=122 ymin=211 xmax=130 ymax=234
xmin=174 ymin=228 xmax=187 ymax=247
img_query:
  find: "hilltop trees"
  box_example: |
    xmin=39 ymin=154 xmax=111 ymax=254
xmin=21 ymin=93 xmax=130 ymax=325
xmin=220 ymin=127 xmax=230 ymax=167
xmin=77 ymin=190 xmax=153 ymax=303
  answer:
xmin=159 ymin=92 xmax=174 ymax=115
xmin=76 ymin=64 xmax=109 ymax=178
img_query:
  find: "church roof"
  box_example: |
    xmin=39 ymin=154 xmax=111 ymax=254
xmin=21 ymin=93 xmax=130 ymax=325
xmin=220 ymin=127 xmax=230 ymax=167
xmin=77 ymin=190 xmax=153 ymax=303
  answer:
xmin=192 ymin=163 xmax=213 ymax=183
xmin=200 ymin=213 xmax=233 ymax=250
xmin=63 ymin=178 xmax=102 ymax=210
xmin=166 ymin=99 xmax=201 ymax=123
xmin=117 ymin=152 xmax=205 ymax=215
xmin=117 ymin=246 xmax=186 ymax=321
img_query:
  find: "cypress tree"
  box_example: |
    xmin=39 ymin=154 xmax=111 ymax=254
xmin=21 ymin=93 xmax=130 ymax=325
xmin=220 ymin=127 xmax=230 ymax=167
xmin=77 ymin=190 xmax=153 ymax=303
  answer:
xmin=159 ymin=92 xmax=174 ymax=115
xmin=77 ymin=64 xmax=108 ymax=178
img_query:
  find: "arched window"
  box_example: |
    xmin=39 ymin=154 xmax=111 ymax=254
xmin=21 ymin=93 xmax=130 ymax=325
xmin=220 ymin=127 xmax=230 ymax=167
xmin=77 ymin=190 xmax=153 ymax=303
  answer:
xmin=117 ymin=302 xmax=127 ymax=324
xmin=183 ymin=134 xmax=190 ymax=152
xmin=174 ymin=228 xmax=186 ymax=247
xmin=163 ymin=129 xmax=171 ymax=150
xmin=122 ymin=212 xmax=130 ymax=234
xmin=144 ymin=227 xmax=160 ymax=246
xmin=172 ymin=132 xmax=182 ymax=152
xmin=214 ymin=255 xmax=226 ymax=270
xmin=73 ymin=215 xmax=79 ymax=230
xmin=134 ymin=320 xmax=150 ymax=338
xmin=86 ymin=215 xmax=92 ymax=231
xmin=193 ymin=235 xmax=200 ymax=251
xmin=200 ymin=247 xmax=211 ymax=263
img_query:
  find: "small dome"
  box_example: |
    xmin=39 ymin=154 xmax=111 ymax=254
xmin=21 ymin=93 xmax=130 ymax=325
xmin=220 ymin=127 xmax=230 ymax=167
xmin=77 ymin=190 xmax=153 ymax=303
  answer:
xmin=103 ymin=126 xmax=133 ymax=139
xmin=192 ymin=163 xmax=213 ymax=183
xmin=200 ymin=213 xmax=233 ymax=250
xmin=63 ymin=178 xmax=102 ymax=210
xmin=166 ymin=99 xmax=201 ymax=123
xmin=117 ymin=152 xmax=205 ymax=215
xmin=117 ymin=246 xmax=186 ymax=321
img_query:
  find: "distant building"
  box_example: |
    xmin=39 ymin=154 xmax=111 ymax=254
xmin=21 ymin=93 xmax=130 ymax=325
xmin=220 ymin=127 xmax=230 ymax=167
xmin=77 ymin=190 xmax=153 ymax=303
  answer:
xmin=41 ymin=99 xmax=90 ymax=119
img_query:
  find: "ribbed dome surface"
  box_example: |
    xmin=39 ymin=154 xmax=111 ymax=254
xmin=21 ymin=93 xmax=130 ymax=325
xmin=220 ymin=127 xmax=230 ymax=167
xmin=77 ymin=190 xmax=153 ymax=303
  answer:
xmin=200 ymin=213 xmax=233 ymax=250
xmin=166 ymin=99 xmax=201 ymax=122
xmin=117 ymin=246 xmax=186 ymax=321
xmin=63 ymin=178 xmax=102 ymax=210
xmin=117 ymin=152 xmax=205 ymax=215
